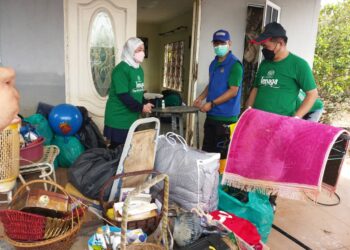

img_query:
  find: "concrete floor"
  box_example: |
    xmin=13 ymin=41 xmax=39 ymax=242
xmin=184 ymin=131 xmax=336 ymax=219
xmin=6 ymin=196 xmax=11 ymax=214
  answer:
xmin=1 ymin=157 xmax=349 ymax=250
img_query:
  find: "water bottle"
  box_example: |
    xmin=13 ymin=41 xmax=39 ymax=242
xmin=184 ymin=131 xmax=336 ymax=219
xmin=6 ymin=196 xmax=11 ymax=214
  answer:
xmin=161 ymin=99 xmax=165 ymax=109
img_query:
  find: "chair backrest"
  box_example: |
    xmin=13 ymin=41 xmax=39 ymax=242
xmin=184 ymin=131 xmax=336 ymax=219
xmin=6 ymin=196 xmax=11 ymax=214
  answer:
xmin=108 ymin=117 xmax=160 ymax=201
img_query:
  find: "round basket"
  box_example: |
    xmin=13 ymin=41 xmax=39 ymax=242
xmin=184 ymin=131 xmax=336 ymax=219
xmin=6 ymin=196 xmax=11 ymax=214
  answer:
xmin=99 ymin=170 xmax=163 ymax=235
xmin=0 ymin=122 xmax=20 ymax=192
xmin=2 ymin=180 xmax=85 ymax=250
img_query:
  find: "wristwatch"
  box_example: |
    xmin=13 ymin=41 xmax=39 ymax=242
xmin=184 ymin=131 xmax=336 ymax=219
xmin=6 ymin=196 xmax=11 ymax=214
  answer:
xmin=211 ymin=101 xmax=216 ymax=108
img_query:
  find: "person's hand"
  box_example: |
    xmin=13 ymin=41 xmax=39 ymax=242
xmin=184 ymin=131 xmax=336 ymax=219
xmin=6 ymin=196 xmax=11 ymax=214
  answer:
xmin=193 ymin=98 xmax=203 ymax=108
xmin=200 ymin=102 xmax=212 ymax=112
xmin=142 ymin=103 xmax=154 ymax=113
xmin=0 ymin=67 xmax=20 ymax=130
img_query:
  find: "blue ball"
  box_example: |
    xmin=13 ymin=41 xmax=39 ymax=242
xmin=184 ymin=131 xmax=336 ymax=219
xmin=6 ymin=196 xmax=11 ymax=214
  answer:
xmin=48 ymin=104 xmax=83 ymax=136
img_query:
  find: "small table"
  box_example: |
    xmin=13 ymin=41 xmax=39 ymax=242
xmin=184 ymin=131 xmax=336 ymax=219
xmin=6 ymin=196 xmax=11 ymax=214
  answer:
xmin=152 ymin=106 xmax=200 ymax=148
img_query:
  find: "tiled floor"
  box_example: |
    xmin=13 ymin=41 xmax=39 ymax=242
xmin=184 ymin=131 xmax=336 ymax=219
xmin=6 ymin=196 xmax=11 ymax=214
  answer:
xmin=1 ymin=157 xmax=350 ymax=250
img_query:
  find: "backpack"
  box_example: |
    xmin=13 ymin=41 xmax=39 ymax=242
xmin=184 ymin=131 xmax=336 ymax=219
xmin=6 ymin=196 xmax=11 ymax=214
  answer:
xmin=77 ymin=106 xmax=106 ymax=149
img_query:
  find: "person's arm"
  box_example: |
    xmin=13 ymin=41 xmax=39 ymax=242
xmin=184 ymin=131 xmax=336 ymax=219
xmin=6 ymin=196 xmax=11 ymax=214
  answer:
xmin=0 ymin=67 xmax=20 ymax=130
xmin=294 ymin=89 xmax=318 ymax=118
xmin=118 ymin=93 xmax=154 ymax=113
xmin=200 ymin=86 xmax=239 ymax=112
xmin=246 ymin=87 xmax=258 ymax=108
xmin=193 ymin=85 xmax=208 ymax=108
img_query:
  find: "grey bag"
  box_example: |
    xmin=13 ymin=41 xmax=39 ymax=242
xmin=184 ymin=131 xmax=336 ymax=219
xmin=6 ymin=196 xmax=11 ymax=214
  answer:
xmin=154 ymin=133 xmax=220 ymax=212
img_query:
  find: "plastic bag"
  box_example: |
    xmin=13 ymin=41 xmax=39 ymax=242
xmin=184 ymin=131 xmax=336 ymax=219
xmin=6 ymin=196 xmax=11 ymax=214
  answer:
xmin=155 ymin=133 xmax=220 ymax=212
xmin=218 ymin=178 xmax=274 ymax=243
xmin=24 ymin=114 xmax=53 ymax=145
xmin=52 ymin=135 xmax=85 ymax=168
xmin=68 ymin=147 xmax=122 ymax=200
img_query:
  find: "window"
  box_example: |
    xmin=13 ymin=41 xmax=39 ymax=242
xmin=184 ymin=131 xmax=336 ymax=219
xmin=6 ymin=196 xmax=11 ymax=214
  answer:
xmin=264 ymin=1 xmax=281 ymax=25
xmin=89 ymin=11 xmax=116 ymax=97
xmin=163 ymin=41 xmax=184 ymax=91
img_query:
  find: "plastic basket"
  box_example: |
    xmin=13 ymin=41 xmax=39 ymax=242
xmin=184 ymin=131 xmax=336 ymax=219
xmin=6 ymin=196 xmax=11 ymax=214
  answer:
xmin=20 ymin=137 xmax=44 ymax=166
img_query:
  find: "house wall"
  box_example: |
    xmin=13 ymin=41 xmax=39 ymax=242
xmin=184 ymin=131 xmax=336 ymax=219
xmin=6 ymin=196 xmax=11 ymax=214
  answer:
xmin=196 ymin=0 xmax=321 ymax=143
xmin=137 ymin=23 xmax=162 ymax=93
xmin=137 ymin=10 xmax=193 ymax=102
xmin=0 ymin=0 xmax=65 ymax=116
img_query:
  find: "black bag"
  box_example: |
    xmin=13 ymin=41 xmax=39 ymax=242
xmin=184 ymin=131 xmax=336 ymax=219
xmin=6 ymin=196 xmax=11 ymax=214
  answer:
xmin=77 ymin=106 xmax=106 ymax=149
xmin=68 ymin=147 xmax=122 ymax=200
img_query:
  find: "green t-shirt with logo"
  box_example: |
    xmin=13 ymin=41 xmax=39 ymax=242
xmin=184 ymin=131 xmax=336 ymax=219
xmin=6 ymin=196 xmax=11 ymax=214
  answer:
xmin=296 ymin=90 xmax=324 ymax=112
xmin=104 ymin=61 xmax=144 ymax=129
xmin=253 ymin=53 xmax=317 ymax=116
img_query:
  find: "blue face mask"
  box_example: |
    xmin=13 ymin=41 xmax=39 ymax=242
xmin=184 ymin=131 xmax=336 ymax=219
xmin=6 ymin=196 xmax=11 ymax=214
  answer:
xmin=214 ymin=44 xmax=229 ymax=57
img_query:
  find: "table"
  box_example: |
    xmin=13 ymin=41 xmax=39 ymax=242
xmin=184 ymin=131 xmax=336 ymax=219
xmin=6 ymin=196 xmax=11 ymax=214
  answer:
xmin=152 ymin=106 xmax=200 ymax=148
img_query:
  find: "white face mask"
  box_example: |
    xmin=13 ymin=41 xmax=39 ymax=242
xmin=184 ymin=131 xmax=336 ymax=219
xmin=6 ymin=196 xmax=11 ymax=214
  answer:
xmin=134 ymin=51 xmax=145 ymax=63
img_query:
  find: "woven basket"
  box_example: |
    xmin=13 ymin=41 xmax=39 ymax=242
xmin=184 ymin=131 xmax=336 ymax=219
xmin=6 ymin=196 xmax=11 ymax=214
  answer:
xmin=2 ymin=180 xmax=84 ymax=250
xmin=0 ymin=122 xmax=20 ymax=192
xmin=99 ymin=170 xmax=163 ymax=235
xmin=119 ymin=173 xmax=169 ymax=250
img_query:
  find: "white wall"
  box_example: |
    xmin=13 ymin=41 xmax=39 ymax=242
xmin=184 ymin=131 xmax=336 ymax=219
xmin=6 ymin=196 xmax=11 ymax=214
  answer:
xmin=272 ymin=0 xmax=321 ymax=66
xmin=137 ymin=23 xmax=162 ymax=93
xmin=0 ymin=0 xmax=65 ymax=116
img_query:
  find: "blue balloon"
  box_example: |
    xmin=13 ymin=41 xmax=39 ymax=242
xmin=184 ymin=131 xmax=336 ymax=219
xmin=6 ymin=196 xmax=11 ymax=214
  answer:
xmin=48 ymin=104 xmax=83 ymax=136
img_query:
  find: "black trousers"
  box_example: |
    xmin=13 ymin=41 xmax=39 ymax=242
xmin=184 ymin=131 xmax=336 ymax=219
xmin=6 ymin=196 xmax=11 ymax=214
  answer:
xmin=202 ymin=118 xmax=232 ymax=159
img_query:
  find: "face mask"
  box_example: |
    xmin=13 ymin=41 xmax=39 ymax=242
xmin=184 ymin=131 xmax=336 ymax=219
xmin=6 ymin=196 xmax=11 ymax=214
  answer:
xmin=134 ymin=51 xmax=145 ymax=63
xmin=262 ymin=48 xmax=275 ymax=61
xmin=214 ymin=44 xmax=229 ymax=57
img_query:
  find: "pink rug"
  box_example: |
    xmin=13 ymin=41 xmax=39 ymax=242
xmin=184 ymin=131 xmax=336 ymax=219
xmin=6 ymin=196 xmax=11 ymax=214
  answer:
xmin=222 ymin=108 xmax=349 ymax=199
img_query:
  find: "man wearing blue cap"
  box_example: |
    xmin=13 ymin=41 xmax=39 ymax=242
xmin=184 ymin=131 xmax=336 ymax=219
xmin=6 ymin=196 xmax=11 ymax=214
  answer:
xmin=194 ymin=29 xmax=243 ymax=158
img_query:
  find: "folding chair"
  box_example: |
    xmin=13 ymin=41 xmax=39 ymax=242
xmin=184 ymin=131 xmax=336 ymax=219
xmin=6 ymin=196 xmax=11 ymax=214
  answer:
xmin=65 ymin=117 xmax=160 ymax=205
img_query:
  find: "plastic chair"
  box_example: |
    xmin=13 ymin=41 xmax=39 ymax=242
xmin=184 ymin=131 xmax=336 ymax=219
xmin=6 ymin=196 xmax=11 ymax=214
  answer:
xmin=18 ymin=145 xmax=59 ymax=191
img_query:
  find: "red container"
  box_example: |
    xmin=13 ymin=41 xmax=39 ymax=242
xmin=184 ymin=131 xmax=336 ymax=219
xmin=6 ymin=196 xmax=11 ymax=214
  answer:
xmin=20 ymin=137 xmax=44 ymax=166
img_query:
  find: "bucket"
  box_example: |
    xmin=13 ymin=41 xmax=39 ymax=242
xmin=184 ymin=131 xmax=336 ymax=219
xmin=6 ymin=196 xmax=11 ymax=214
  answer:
xmin=20 ymin=137 xmax=44 ymax=166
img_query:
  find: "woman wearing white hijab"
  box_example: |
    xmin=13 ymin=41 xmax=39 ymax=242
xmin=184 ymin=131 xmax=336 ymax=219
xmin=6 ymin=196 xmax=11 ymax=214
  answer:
xmin=104 ymin=37 xmax=153 ymax=148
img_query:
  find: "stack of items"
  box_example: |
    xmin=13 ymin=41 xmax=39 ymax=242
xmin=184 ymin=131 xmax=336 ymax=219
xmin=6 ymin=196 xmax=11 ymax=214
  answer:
xmin=88 ymin=226 xmax=147 ymax=250
xmin=104 ymin=186 xmax=160 ymax=235
xmin=0 ymin=180 xmax=85 ymax=250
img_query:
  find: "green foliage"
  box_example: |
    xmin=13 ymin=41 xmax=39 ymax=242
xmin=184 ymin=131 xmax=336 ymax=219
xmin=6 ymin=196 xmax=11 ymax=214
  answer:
xmin=314 ymin=0 xmax=350 ymax=100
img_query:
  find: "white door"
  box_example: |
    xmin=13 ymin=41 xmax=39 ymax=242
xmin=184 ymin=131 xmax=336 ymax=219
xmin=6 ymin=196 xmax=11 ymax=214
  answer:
xmin=64 ymin=0 xmax=137 ymax=129
xmin=186 ymin=0 xmax=201 ymax=146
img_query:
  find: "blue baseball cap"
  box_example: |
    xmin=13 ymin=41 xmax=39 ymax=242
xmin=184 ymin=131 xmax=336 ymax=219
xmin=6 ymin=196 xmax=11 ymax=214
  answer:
xmin=212 ymin=29 xmax=230 ymax=42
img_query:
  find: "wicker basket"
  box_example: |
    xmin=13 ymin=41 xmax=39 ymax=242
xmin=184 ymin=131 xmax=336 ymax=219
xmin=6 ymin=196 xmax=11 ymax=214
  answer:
xmin=2 ymin=179 xmax=85 ymax=250
xmin=0 ymin=122 xmax=20 ymax=192
xmin=119 ymin=173 xmax=169 ymax=250
xmin=99 ymin=170 xmax=164 ymax=235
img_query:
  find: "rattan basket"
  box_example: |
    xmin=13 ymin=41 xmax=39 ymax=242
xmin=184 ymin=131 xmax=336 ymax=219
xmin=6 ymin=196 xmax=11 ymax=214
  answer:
xmin=0 ymin=122 xmax=20 ymax=192
xmin=2 ymin=179 xmax=85 ymax=250
xmin=99 ymin=170 xmax=164 ymax=235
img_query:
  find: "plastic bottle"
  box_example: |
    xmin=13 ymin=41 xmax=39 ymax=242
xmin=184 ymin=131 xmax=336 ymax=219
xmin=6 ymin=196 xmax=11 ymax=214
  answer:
xmin=93 ymin=227 xmax=107 ymax=249
xmin=161 ymin=99 xmax=165 ymax=109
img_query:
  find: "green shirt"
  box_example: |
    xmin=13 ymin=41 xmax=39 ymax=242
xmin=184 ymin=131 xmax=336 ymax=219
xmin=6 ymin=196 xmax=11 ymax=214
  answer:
xmin=104 ymin=61 xmax=144 ymax=129
xmin=208 ymin=61 xmax=243 ymax=123
xmin=296 ymin=90 xmax=324 ymax=112
xmin=253 ymin=53 xmax=317 ymax=116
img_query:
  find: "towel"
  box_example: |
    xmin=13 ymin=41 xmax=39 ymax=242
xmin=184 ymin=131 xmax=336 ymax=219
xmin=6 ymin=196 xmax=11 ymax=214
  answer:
xmin=222 ymin=108 xmax=349 ymax=199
